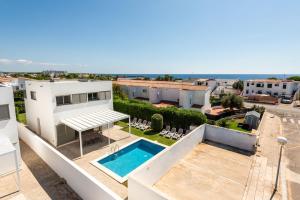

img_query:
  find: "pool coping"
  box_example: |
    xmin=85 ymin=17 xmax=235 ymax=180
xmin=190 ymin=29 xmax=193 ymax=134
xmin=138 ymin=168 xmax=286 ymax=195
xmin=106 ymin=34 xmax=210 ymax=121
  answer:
xmin=90 ymin=138 xmax=168 ymax=183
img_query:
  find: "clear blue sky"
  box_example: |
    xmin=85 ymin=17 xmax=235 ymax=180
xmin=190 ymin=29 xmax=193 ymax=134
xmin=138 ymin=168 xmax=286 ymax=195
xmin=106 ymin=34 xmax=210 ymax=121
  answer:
xmin=0 ymin=0 xmax=299 ymax=74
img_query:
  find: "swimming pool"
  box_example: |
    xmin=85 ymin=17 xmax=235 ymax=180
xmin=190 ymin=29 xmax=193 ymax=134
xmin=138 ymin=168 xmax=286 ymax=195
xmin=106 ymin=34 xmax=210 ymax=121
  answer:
xmin=91 ymin=139 xmax=165 ymax=182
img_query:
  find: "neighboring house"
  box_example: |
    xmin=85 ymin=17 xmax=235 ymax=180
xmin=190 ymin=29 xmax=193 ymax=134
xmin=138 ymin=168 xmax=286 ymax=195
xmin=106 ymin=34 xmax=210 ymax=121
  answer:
xmin=212 ymin=85 xmax=241 ymax=97
xmin=0 ymin=85 xmax=21 ymax=174
xmin=243 ymin=79 xmax=299 ymax=97
xmin=115 ymin=79 xmax=211 ymax=113
xmin=193 ymin=79 xmax=218 ymax=91
xmin=216 ymin=79 xmax=238 ymax=87
xmin=24 ymin=80 xmax=113 ymax=147
xmin=0 ymin=77 xmax=28 ymax=91
xmin=244 ymin=111 xmax=261 ymax=130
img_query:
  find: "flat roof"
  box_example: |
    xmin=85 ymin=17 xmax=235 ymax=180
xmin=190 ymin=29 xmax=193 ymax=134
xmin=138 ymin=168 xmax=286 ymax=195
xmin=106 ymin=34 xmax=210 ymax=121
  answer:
xmin=247 ymin=79 xmax=295 ymax=83
xmin=154 ymin=141 xmax=253 ymax=200
xmin=115 ymin=79 xmax=208 ymax=91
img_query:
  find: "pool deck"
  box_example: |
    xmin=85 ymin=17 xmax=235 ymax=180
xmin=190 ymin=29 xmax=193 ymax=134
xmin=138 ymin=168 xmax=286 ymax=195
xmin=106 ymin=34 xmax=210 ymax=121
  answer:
xmin=58 ymin=125 xmax=139 ymax=199
xmin=154 ymin=141 xmax=254 ymax=200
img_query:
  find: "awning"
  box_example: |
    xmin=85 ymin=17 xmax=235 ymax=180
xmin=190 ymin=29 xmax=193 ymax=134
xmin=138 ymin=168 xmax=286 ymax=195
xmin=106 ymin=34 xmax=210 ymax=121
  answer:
xmin=61 ymin=109 xmax=130 ymax=132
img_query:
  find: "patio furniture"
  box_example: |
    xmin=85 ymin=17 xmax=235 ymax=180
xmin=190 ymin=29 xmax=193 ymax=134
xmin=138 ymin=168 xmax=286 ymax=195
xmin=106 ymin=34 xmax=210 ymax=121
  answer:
xmin=159 ymin=125 xmax=170 ymax=136
xmin=172 ymin=128 xmax=183 ymax=140
xmin=137 ymin=120 xmax=147 ymax=129
xmin=141 ymin=121 xmax=151 ymax=131
xmin=166 ymin=128 xmax=177 ymax=138
xmin=180 ymin=129 xmax=191 ymax=138
xmin=133 ymin=119 xmax=142 ymax=128
xmin=130 ymin=117 xmax=137 ymax=126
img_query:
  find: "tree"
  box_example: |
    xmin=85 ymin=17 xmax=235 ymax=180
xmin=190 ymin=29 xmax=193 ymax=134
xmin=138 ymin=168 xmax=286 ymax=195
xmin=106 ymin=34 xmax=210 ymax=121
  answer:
xmin=232 ymin=80 xmax=244 ymax=91
xmin=221 ymin=94 xmax=243 ymax=110
xmin=113 ymin=84 xmax=127 ymax=99
xmin=155 ymin=74 xmax=174 ymax=81
xmin=287 ymin=76 xmax=300 ymax=81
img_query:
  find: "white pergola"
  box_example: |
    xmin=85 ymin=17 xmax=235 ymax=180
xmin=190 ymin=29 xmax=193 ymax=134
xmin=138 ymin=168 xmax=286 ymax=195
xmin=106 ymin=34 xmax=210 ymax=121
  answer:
xmin=61 ymin=109 xmax=131 ymax=157
xmin=0 ymin=136 xmax=20 ymax=192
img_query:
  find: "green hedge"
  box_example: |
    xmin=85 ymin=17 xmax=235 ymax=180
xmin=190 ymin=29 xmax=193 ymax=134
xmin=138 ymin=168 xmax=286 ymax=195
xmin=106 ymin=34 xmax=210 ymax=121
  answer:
xmin=114 ymin=99 xmax=207 ymax=129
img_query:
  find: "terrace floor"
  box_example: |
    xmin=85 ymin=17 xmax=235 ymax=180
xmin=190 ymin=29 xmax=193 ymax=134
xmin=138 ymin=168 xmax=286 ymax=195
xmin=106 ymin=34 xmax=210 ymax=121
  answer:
xmin=0 ymin=140 xmax=80 ymax=200
xmin=154 ymin=141 xmax=254 ymax=200
xmin=58 ymin=125 xmax=139 ymax=199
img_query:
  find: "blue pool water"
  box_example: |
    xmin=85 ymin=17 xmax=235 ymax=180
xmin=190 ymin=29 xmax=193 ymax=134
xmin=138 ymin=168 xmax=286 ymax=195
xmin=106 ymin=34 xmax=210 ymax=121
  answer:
xmin=98 ymin=140 xmax=165 ymax=177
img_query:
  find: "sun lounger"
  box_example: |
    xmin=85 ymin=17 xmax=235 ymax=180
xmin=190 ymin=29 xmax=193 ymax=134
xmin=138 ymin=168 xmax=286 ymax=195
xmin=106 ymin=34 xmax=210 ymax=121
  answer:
xmin=133 ymin=119 xmax=142 ymax=128
xmin=159 ymin=125 xmax=170 ymax=136
xmin=172 ymin=128 xmax=183 ymax=140
xmin=166 ymin=128 xmax=177 ymax=138
xmin=141 ymin=121 xmax=151 ymax=131
xmin=137 ymin=120 xmax=147 ymax=129
xmin=130 ymin=117 xmax=137 ymax=126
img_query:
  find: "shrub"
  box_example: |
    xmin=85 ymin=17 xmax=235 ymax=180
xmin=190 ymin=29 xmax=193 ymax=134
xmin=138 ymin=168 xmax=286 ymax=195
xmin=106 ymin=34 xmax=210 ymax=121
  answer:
xmin=113 ymin=99 xmax=207 ymax=129
xmin=216 ymin=118 xmax=229 ymax=127
xmin=151 ymin=114 xmax=163 ymax=131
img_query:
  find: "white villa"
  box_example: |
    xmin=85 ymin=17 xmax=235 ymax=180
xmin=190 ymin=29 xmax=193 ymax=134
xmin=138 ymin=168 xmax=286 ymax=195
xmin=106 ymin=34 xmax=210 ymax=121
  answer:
xmin=115 ymin=79 xmax=211 ymax=112
xmin=243 ymin=79 xmax=299 ymax=97
xmin=24 ymin=80 xmax=130 ymax=157
xmin=0 ymin=85 xmax=21 ymax=180
xmin=192 ymin=78 xmax=218 ymax=91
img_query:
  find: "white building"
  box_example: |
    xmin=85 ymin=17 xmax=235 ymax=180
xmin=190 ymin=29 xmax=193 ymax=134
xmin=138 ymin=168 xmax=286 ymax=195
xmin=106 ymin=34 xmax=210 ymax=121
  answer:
xmin=0 ymin=85 xmax=21 ymax=175
xmin=243 ymin=79 xmax=299 ymax=97
xmin=216 ymin=79 xmax=238 ymax=87
xmin=193 ymin=79 xmax=218 ymax=91
xmin=116 ymin=79 xmax=211 ymax=112
xmin=24 ymin=80 xmax=115 ymax=147
xmin=0 ymin=77 xmax=27 ymax=91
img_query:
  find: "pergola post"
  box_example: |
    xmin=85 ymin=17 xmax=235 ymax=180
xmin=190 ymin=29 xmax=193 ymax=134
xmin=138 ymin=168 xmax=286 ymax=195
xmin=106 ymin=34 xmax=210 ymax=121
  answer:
xmin=79 ymin=131 xmax=83 ymax=157
xmin=108 ymin=123 xmax=110 ymax=145
xmin=129 ymin=117 xmax=131 ymax=137
xmin=13 ymin=150 xmax=20 ymax=191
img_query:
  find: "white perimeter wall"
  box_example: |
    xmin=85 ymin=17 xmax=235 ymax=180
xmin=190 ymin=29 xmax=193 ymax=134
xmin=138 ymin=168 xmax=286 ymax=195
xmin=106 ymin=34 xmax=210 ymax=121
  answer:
xmin=204 ymin=124 xmax=257 ymax=152
xmin=18 ymin=123 xmax=122 ymax=200
xmin=128 ymin=124 xmax=257 ymax=200
xmin=128 ymin=125 xmax=206 ymax=200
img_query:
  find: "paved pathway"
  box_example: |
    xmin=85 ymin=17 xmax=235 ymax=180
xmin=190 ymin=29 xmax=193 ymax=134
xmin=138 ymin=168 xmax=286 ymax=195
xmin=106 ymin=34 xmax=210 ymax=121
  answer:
xmin=0 ymin=140 xmax=81 ymax=200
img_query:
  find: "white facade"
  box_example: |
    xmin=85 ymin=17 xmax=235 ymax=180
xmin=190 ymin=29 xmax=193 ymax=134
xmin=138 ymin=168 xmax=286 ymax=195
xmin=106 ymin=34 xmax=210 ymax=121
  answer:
xmin=243 ymin=80 xmax=299 ymax=97
xmin=216 ymin=79 xmax=238 ymax=87
xmin=193 ymin=79 xmax=217 ymax=91
xmin=25 ymin=80 xmax=113 ymax=147
xmin=120 ymin=84 xmax=211 ymax=113
xmin=0 ymin=85 xmax=21 ymax=174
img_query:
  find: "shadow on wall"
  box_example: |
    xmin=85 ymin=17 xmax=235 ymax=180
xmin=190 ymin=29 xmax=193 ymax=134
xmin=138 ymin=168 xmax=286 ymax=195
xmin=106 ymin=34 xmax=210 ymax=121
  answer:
xmin=19 ymin=140 xmax=82 ymax=200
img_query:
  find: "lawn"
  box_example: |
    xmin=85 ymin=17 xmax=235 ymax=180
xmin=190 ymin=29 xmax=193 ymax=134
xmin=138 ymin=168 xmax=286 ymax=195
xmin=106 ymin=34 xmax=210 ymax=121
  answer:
xmin=226 ymin=118 xmax=251 ymax=133
xmin=115 ymin=121 xmax=176 ymax=146
xmin=17 ymin=113 xmax=26 ymax=124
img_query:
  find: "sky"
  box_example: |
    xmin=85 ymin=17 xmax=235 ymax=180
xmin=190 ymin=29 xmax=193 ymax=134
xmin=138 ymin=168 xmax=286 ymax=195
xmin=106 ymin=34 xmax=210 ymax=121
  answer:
xmin=0 ymin=0 xmax=299 ymax=74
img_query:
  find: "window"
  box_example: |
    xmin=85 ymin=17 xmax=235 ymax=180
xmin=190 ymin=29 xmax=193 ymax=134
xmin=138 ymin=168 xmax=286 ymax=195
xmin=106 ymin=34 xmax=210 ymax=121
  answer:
xmin=267 ymin=84 xmax=272 ymax=88
xmin=142 ymin=89 xmax=147 ymax=93
xmin=30 ymin=91 xmax=36 ymax=100
xmin=283 ymin=84 xmax=287 ymax=89
xmin=97 ymin=91 xmax=111 ymax=100
xmin=256 ymin=83 xmax=264 ymax=88
xmin=251 ymin=82 xmax=254 ymax=85
xmin=275 ymin=83 xmax=279 ymax=87
xmin=246 ymin=90 xmax=249 ymax=94
xmin=88 ymin=92 xmax=99 ymax=101
xmin=247 ymin=82 xmax=250 ymax=87
xmin=257 ymin=90 xmax=262 ymax=94
xmin=0 ymin=105 xmax=10 ymax=121
xmin=274 ymin=92 xmax=278 ymax=96
xmin=56 ymin=95 xmax=71 ymax=106
xmin=105 ymin=91 xmax=111 ymax=100
xmin=72 ymin=93 xmax=87 ymax=104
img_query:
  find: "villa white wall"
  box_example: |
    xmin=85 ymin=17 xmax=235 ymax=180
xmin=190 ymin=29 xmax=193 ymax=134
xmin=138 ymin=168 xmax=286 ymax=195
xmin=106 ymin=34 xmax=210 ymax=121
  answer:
xmin=18 ymin=123 xmax=122 ymax=200
xmin=123 ymin=86 xmax=149 ymax=100
xmin=128 ymin=125 xmax=205 ymax=200
xmin=149 ymin=88 xmax=160 ymax=103
xmin=160 ymin=88 xmax=179 ymax=102
xmin=0 ymin=86 xmax=21 ymax=174
xmin=25 ymin=81 xmax=113 ymax=146
xmin=179 ymin=90 xmax=191 ymax=108
xmin=204 ymin=124 xmax=257 ymax=152
xmin=243 ymin=81 xmax=298 ymax=97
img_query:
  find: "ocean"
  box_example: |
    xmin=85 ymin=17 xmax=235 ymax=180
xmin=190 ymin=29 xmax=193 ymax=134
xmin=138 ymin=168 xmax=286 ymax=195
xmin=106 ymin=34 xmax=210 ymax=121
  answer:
xmin=110 ymin=74 xmax=299 ymax=80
